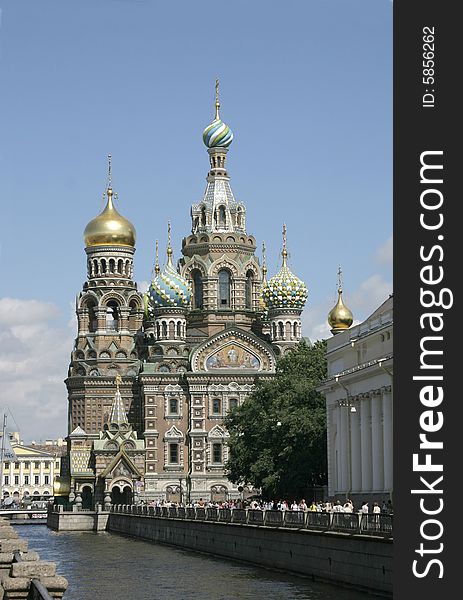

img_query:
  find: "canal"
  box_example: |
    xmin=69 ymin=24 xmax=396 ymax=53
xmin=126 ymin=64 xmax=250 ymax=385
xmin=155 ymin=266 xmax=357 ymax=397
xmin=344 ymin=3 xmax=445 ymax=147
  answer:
xmin=16 ymin=525 xmax=371 ymax=600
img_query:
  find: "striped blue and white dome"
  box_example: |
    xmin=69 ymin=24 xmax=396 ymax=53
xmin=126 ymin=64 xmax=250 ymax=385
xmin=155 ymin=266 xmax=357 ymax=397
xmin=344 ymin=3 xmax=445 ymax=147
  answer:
xmin=146 ymin=260 xmax=191 ymax=310
xmin=203 ymin=118 xmax=234 ymax=148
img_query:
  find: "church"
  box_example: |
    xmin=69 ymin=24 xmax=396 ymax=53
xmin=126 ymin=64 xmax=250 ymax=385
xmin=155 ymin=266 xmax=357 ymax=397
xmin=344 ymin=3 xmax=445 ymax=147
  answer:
xmin=64 ymin=84 xmax=309 ymax=506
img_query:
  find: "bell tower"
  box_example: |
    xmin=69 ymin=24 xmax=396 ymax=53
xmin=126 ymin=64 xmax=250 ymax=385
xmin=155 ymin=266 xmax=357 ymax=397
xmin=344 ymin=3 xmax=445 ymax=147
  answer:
xmin=180 ymin=81 xmax=263 ymax=338
xmin=66 ymin=156 xmax=144 ymax=436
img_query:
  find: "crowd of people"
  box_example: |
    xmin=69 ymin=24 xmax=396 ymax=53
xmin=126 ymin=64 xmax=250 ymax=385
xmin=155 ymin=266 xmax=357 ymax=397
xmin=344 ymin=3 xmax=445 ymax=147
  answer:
xmin=146 ymin=497 xmax=393 ymax=515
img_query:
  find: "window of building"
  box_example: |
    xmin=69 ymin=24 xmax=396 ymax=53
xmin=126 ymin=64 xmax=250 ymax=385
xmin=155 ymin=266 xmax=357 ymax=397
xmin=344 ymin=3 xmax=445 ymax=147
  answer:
xmin=44 ymin=462 xmax=50 ymax=469
xmin=169 ymin=398 xmax=179 ymax=415
xmin=212 ymin=443 xmax=223 ymax=464
xmin=14 ymin=475 xmax=19 ymax=485
xmin=4 ymin=462 xmax=9 ymax=470
xmin=212 ymin=398 xmax=221 ymax=414
xmin=56 ymin=462 xmax=60 ymax=469
xmin=24 ymin=462 xmax=30 ymax=469
xmin=106 ymin=301 xmax=119 ymax=331
xmin=192 ymin=270 xmax=203 ymax=309
xmin=34 ymin=462 xmax=40 ymax=469
xmin=218 ymin=270 xmax=231 ymax=308
xmin=4 ymin=476 xmax=8 ymax=485
xmin=24 ymin=475 xmax=29 ymax=485
xmin=14 ymin=462 xmax=20 ymax=470
xmin=229 ymin=398 xmax=238 ymax=411
xmin=34 ymin=476 xmax=39 ymax=485
xmin=245 ymin=270 xmax=254 ymax=309
xmin=169 ymin=444 xmax=179 ymax=464
xmin=44 ymin=475 xmax=49 ymax=485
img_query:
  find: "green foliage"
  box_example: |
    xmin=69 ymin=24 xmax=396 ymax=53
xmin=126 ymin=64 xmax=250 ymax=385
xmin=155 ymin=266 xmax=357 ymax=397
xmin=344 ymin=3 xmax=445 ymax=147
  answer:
xmin=224 ymin=340 xmax=327 ymax=499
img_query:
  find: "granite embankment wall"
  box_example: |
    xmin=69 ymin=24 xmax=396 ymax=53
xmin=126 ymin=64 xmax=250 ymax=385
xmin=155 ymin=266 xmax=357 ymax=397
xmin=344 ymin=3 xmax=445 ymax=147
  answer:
xmin=0 ymin=516 xmax=67 ymax=599
xmin=107 ymin=512 xmax=392 ymax=596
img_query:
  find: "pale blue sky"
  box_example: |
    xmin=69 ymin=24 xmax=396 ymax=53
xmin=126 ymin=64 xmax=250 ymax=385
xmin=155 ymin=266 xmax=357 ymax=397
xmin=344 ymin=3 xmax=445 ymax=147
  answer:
xmin=0 ymin=0 xmax=392 ymax=440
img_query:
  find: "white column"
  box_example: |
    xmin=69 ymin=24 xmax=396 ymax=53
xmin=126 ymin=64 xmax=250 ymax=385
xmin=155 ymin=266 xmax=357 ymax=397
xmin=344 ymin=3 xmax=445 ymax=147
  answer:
xmin=340 ymin=406 xmax=348 ymax=493
xmin=350 ymin=404 xmax=362 ymax=492
xmin=382 ymin=390 xmax=393 ymax=491
xmin=360 ymin=397 xmax=373 ymax=492
xmin=371 ymin=392 xmax=385 ymax=492
xmin=336 ymin=406 xmax=342 ymax=493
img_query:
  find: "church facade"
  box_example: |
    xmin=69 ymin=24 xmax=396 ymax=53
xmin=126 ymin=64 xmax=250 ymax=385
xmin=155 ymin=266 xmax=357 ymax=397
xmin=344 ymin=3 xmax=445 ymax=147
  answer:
xmin=65 ymin=86 xmax=308 ymax=505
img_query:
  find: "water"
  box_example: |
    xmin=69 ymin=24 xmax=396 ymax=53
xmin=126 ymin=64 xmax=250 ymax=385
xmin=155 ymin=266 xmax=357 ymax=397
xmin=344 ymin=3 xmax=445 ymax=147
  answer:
xmin=16 ymin=525 xmax=371 ymax=600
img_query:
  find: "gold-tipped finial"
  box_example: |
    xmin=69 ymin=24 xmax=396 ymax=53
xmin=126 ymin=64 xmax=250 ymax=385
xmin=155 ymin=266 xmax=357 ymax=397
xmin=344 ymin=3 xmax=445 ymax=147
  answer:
xmin=115 ymin=373 xmax=122 ymax=392
xmin=337 ymin=265 xmax=343 ymax=292
xmin=215 ymin=78 xmax=220 ymax=120
xmin=282 ymin=223 xmax=288 ymax=265
xmin=328 ymin=266 xmax=353 ymax=334
xmin=166 ymin=221 xmax=173 ymax=263
xmin=262 ymin=241 xmax=268 ymax=280
xmin=107 ymin=154 xmax=113 ymax=197
xmin=154 ymin=240 xmax=160 ymax=276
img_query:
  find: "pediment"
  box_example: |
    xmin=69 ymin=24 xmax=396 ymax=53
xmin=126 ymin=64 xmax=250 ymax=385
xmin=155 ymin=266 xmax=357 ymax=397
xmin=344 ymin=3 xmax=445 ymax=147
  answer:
xmin=100 ymin=450 xmax=141 ymax=479
xmin=191 ymin=328 xmax=275 ymax=373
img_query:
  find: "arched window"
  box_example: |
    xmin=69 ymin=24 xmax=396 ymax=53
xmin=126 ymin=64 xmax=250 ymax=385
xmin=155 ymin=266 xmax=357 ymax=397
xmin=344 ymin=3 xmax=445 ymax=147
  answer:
xmin=169 ymin=321 xmax=175 ymax=338
xmin=245 ymin=270 xmax=254 ymax=309
xmin=176 ymin=321 xmax=182 ymax=337
xmin=218 ymin=270 xmax=231 ymax=309
xmin=201 ymin=206 xmax=206 ymax=226
xmin=88 ymin=302 xmax=97 ymax=333
xmin=162 ymin=321 xmax=168 ymax=338
xmin=278 ymin=321 xmax=284 ymax=339
xmin=212 ymin=398 xmax=221 ymax=414
xmin=293 ymin=322 xmax=298 ymax=338
xmin=109 ymin=259 xmax=115 ymax=274
xmin=101 ymin=259 xmax=107 ymax=274
xmin=106 ymin=301 xmax=118 ymax=331
xmin=218 ymin=205 xmax=226 ymax=228
xmin=236 ymin=207 xmax=242 ymax=228
xmin=156 ymin=322 xmax=161 ymax=339
xmin=169 ymin=398 xmax=179 ymax=415
xmin=272 ymin=322 xmax=277 ymax=339
xmin=192 ymin=270 xmax=203 ymax=309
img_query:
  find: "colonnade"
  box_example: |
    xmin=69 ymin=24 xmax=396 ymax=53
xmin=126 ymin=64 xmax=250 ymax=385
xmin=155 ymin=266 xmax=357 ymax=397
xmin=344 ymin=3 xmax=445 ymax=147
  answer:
xmin=332 ymin=386 xmax=393 ymax=496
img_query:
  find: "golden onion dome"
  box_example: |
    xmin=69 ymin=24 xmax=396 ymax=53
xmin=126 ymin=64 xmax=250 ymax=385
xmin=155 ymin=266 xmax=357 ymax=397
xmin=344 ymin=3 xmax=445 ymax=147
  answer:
xmin=328 ymin=287 xmax=353 ymax=334
xmin=84 ymin=187 xmax=136 ymax=248
xmin=53 ymin=476 xmax=71 ymax=497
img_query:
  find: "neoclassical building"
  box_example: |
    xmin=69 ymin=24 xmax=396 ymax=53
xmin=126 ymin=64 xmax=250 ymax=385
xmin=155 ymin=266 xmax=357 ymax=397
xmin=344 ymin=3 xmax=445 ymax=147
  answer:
xmin=318 ymin=287 xmax=393 ymax=505
xmin=65 ymin=85 xmax=308 ymax=504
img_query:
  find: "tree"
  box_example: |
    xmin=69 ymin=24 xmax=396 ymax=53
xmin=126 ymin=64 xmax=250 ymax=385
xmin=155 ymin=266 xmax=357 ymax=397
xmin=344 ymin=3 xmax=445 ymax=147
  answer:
xmin=224 ymin=340 xmax=327 ymax=500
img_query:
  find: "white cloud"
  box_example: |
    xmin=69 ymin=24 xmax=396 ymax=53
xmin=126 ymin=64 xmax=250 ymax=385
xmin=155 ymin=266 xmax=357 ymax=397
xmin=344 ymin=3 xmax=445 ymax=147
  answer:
xmin=0 ymin=298 xmax=74 ymax=442
xmin=376 ymin=235 xmax=393 ymax=266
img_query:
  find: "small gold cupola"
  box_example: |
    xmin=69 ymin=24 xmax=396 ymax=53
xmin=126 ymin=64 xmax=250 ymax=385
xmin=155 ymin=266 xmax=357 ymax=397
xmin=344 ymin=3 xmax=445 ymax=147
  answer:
xmin=84 ymin=155 xmax=136 ymax=248
xmin=328 ymin=267 xmax=354 ymax=335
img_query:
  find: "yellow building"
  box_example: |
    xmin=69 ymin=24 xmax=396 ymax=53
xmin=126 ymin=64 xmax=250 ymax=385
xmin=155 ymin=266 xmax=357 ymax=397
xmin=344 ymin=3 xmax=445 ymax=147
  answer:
xmin=1 ymin=444 xmax=62 ymax=503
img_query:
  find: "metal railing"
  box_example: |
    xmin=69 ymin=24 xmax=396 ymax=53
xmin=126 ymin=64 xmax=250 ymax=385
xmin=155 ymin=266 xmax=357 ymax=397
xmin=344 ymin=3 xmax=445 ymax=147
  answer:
xmin=110 ymin=505 xmax=393 ymax=538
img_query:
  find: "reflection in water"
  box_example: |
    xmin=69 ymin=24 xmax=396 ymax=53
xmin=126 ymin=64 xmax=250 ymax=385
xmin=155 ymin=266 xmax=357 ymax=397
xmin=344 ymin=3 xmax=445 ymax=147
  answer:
xmin=17 ymin=525 xmax=370 ymax=600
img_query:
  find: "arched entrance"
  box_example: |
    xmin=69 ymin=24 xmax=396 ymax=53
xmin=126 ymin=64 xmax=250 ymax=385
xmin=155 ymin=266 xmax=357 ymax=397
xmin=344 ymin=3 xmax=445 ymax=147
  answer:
xmin=81 ymin=486 xmax=93 ymax=509
xmin=111 ymin=482 xmax=132 ymax=505
xmin=211 ymin=485 xmax=227 ymax=503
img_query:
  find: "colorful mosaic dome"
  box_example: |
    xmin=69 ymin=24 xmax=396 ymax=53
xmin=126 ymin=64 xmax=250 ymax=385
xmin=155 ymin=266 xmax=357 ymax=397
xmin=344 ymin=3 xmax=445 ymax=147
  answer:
xmin=262 ymin=250 xmax=308 ymax=310
xmin=203 ymin=118 xmax=233 ymax=148
xmin=146 ymin=248 xmax=191 ymax=311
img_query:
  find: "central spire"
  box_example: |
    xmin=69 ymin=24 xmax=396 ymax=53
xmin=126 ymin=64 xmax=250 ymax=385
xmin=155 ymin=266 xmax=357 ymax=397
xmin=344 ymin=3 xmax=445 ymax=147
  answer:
xmin=192 ymin=81 xmax=246 ymax=235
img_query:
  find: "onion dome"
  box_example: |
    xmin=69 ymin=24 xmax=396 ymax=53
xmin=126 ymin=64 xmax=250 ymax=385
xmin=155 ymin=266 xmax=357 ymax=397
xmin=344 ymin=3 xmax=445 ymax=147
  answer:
xmin=328 ymin=268 xmax=353 ymax=334
xmin=146 ymin=226 xmax=191 ymax=310
xmin=84 ymin=157 xmax=136 ymax=248
xmin=202 ymin=79 xmax=233 ymax=148
xmin=262 ymin=227 xmax=308 ymax=310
